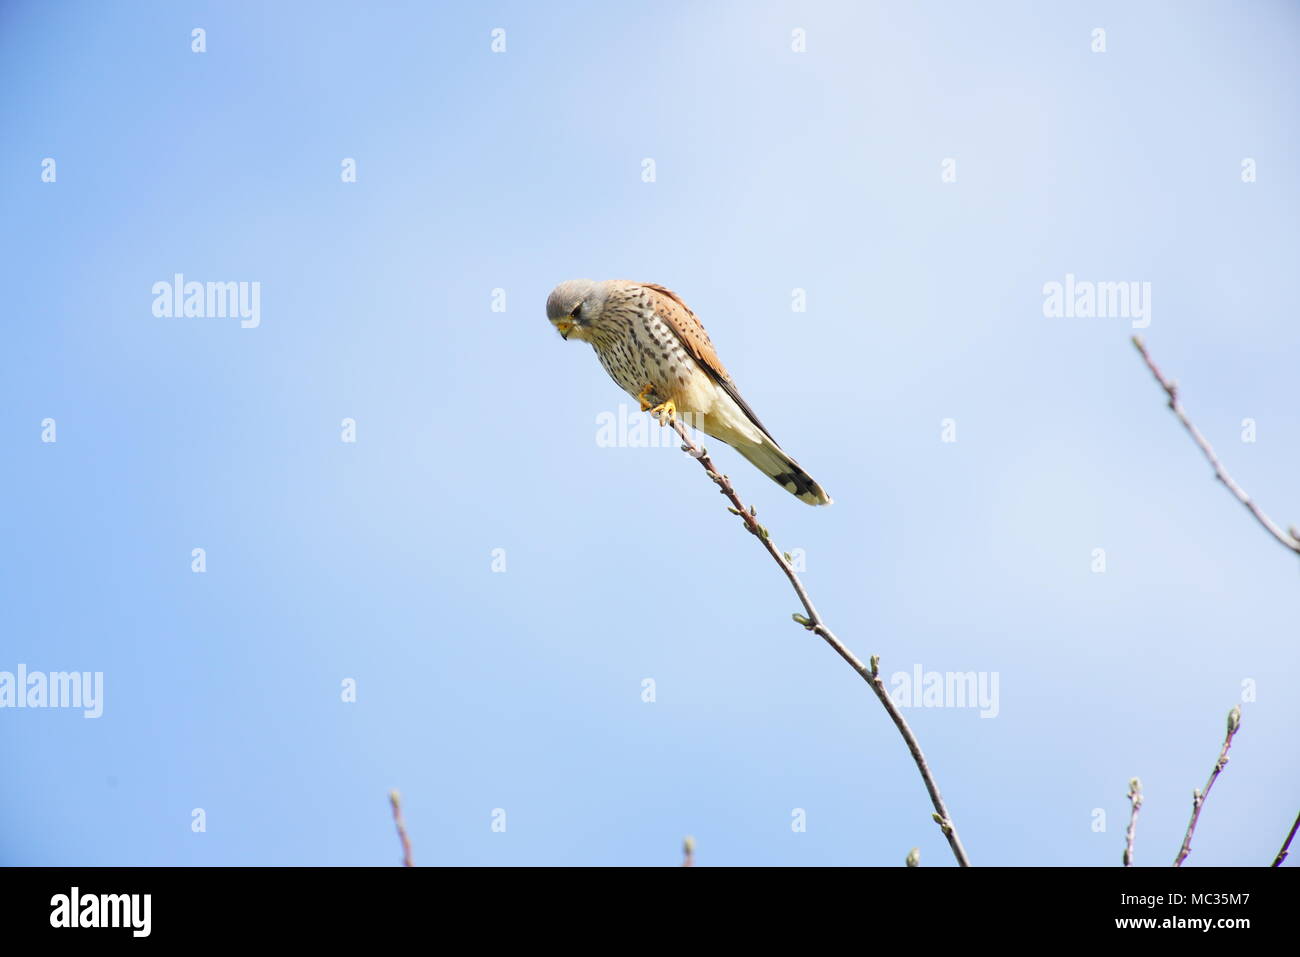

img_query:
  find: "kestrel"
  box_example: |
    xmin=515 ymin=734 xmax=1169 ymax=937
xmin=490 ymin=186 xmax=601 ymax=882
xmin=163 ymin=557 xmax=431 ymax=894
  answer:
xmin=546 ymin=279 xmax=832 ymax=505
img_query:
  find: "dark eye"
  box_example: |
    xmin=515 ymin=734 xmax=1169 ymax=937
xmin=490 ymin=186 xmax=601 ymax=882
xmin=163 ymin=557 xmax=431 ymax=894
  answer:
xmin=570 ymin=303 xmax=582 ymax=318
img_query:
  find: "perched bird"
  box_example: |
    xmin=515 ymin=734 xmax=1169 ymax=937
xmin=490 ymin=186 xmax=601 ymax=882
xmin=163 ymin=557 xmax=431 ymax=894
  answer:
xmin=546 ymin=279 xmax=832 ymax=505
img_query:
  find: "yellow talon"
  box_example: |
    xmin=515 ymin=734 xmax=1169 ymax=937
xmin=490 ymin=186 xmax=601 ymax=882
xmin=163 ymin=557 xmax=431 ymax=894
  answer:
xmin=649 ymin=398 xmax=676 ymax=424
xmin=636 ymin=383 xmax=656 ymax=412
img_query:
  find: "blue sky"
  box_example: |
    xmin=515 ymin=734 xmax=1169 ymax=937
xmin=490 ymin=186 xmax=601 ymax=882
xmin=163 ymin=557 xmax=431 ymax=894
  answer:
xmin=2 ymin=0 xmax=1298 ymax=866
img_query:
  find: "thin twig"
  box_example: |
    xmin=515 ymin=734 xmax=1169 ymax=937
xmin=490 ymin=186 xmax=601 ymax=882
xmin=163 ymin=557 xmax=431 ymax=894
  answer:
xmin=1272 ymin=810 xmax=1300 ymax=867
xmin=1132 ymin=337 xmax=1300 ymax=556
xmin=665 ymin=415 xmax=971 ymax=867
xmin=1174 ymin=707 xmax=1241 ymax=867
xmin=1123 ymin=778 xmax=1142 ymax=867
xmin=389 ymin=789 xmax=414 ymax=867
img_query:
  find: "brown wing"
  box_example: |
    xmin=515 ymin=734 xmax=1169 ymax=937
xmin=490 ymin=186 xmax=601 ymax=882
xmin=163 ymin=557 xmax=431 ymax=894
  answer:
xmin=641 ymin=283 xmax=775 ymax=440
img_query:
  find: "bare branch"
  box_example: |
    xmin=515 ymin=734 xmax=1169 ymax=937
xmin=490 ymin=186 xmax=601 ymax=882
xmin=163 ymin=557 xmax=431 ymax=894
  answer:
xmin=1123 ymin=778 xmax=1143 ymax=867
xmin=389 ymin=789 xmax=414 ymax=867
xmin=1174 ymin=706 xmax=1242 ymax=867
xmin=1272 ymin=810 xmax=1300 ymax=867
xmin=1132 ymin=337 xmax=1300 ymax=556
xmin=665 ymin=415 xmax=971 ymax=867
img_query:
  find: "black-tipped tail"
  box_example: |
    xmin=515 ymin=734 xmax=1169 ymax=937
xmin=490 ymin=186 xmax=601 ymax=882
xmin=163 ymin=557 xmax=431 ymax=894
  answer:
xmin=735 ymin=439 xmax=832 ymax=506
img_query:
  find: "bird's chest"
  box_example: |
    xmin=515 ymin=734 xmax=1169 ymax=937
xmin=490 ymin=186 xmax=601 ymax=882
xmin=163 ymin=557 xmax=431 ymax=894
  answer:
xmin=592 ymin=314 xmax=695 ymax=399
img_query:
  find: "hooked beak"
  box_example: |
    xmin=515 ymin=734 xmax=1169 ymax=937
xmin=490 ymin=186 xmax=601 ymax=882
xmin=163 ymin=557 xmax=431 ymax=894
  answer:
xmin=553 ymin=317 xmax=575 ymax=340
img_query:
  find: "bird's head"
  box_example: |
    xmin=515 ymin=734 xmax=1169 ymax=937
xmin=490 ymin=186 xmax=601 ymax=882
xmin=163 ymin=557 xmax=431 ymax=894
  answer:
xmin=546 ymin=279 xmax=607 ymax=342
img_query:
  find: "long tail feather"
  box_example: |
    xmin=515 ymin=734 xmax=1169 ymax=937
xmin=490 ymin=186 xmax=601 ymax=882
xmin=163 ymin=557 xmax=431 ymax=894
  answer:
xmin=733 ymin=438 xmax=832 ymax=506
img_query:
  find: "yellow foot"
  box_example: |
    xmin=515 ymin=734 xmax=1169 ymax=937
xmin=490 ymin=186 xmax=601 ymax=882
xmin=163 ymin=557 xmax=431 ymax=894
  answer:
xmin=636 ymin=383 xmax=657 ymax=412
xmin=649 ymin=398 xmax=676 ymax=424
